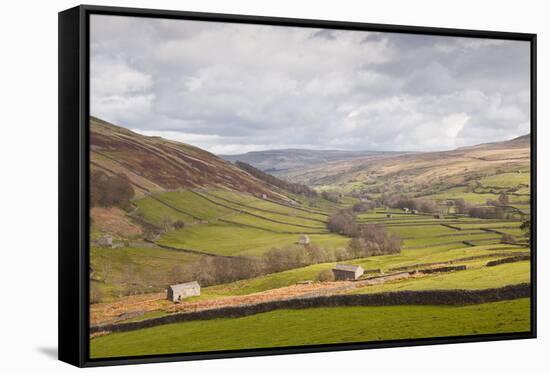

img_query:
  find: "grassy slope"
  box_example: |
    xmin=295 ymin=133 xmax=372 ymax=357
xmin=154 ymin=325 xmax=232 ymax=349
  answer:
xmin=132 ymin=197 xmax=197 ymax=226
xmin=350 ymin=261 xmax=530 ymax=294
xmin=90 ymin=298 xmax=530 ymax=358
xmin=480 ymin=172 xmax=530 ymax=188
xmin=142 ymin=190 xmax=349 ymax=256
xmin=158 ymin=221 xmax=348 ymax=257
xmin=208 ymin=190 xmax=330 ymax=220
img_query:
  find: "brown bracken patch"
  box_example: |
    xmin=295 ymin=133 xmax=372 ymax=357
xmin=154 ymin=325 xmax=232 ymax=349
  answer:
xmin=91 ymin=207 xmax=143 ymax=238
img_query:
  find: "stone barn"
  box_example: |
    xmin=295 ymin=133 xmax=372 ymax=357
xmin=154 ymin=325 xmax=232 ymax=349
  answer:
xmin=298 ymin=235 xmax=310 ymax=245
xmin=386 ymin=213 xmax=393 ymax=218
xmin=433 ymin=213 xmax=444 ymax=219
xmin=167 ymin=281 xmax=201 ymax=303
xmin=97 ymin=235 xmax=113 ymax=247
xmin=332 ymin=264 xmax=364 ymax=281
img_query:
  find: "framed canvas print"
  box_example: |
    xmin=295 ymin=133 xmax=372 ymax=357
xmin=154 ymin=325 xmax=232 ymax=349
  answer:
xmin=58 ymin=5 xmax=537 ymax=367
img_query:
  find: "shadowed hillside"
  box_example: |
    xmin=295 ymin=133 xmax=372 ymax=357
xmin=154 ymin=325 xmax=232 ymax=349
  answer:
xmin=90 ymin=117 xmax=288 ymax=201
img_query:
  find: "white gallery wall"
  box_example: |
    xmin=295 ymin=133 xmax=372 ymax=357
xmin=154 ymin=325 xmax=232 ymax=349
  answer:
xmin=0 ymin=0 xmax=546 ymax=371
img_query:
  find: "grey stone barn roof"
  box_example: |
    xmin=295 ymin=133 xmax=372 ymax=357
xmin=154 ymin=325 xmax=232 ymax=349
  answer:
xmin=334 ymin=264 xmax=362 ymax=272
xmin=169 ymin=281 xmax=200 ymax=292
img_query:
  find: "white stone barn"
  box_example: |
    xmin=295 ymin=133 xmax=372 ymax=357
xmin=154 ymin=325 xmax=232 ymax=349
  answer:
xmin=97 ymin=235 xmax=113 ymax=247
xmin=332 ymin=264 xmax=364 ymax=281
xmin=298 ymin=235 xmax=310 ymax=245
xmin=167 ymin=281 xmax=201 ymax=302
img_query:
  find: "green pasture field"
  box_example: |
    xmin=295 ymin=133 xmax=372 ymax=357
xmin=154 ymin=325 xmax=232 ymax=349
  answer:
xmin=385 ymin=224 xmax=458 ymax=237
xmin=449 ymin=221 xmax=522 ymax=230
xmin=132 ymin=197 xmax=197 ymax=226
xmin=290 ymin=193 xmax=344 ymax=212
xmin=480 ymin=172 xmax=530 ymax=188
xmin=90 ymin=298 xmax=530 ymax=358
xmin=157 ymin=221 xmax=349 ymax=257
xmin=350 ymin=261 xmax=530 ymax=294
xmin=220 ymin=213 xmax=327 ymax=233
xmin=207 ymin=190 xmax=329 ymax=220
xmin=428 ymin=187 xmax=501 ymax=205
xmin=496 ymin=228 xmax=525 ymax=236
xmin=200 ymin=193 xmax=327 ymax=227
xmin=402 ymin=233 xmax=502 ymax=247
xmin=154 ymin=191 xmax=233 ymax=220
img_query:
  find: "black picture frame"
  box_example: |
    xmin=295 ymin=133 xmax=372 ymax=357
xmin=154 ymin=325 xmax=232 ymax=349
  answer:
xmin=59 ymin=4 xmax=537 ymax=368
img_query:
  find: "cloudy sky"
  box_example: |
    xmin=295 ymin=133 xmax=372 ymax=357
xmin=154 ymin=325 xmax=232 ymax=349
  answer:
xmin=90 ymin=15 xmax=530 ymax=154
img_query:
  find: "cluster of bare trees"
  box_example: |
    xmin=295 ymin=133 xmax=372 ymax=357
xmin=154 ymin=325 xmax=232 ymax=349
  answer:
xmin=352 ymin=201 xmax=377 ymax=212
xmin=317 ymin=269 xmax=335 ymax=282
xmin=327 ymin=209 xmax=403 ymax=258
xmin=90 ymin=170 xmax=134 ymax=209
xmin=487 ymin=192 xmax=510 ymax=206
xmin=384 ymin=197 xmax=440 ymax=213
xmin=161 ymin=216 xmax=186 ymax=233
xmin=321 ymin=191 xmax=340 ymax=203
xmin=468 ymin=206 xmax=506 ymax=219
xmin=348 ymin=224 xmax=402 ymax=257
xmin=454 ymin=197 xmax=508 ymax=219
xmin=327 ymin=209 xmax=358 ymax=236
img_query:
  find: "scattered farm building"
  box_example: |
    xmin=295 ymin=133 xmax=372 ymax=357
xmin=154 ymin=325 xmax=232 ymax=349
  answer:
xmin=261 ymin=193 xmax=268 ymax=200
xmin=97 ymin=235 xmax=113 ymax=247
xmin=403 ymin=207 xmax=409 ymax=212
xmin=332 ymin=264 xmax=364 ymax=281
xmin=411 ymin=209 xmax=419 ymax=214
xmin=298 ymin=235 xmax=311 ymax=245
xmin=433 ymin=213 xmax=444 ymax=219
xmin=167 ymin=281 xmax=201 ymax=303
xmin=386 ymin=213 xmax=393 ymax=218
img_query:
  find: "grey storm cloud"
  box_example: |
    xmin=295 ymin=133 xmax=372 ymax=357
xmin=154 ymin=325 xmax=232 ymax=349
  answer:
xmin=90 ymin=15 xmax=530 ymax=154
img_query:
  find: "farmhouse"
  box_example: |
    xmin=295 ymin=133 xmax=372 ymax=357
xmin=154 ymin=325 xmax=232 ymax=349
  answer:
xmin=298 ymin=235 xmax=310 ymax=245
xmin=97 ymin=235 xmax=113 ymax=247
xmin=332 ymin=264 xmax=364 ymax=281
xmin=167 ymin=281 xmax=201 ymax=303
